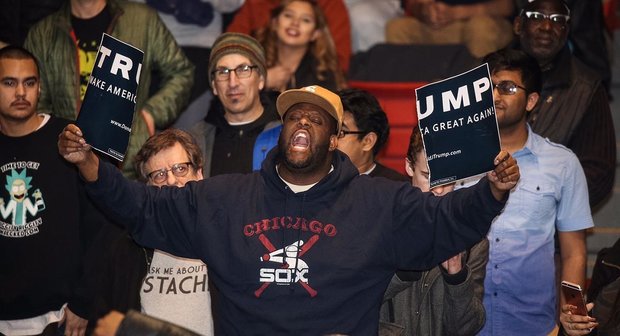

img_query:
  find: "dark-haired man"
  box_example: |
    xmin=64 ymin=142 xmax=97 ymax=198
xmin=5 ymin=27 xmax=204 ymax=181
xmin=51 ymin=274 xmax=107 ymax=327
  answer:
xmin=336 ymin=88 xmax=407 ymax=181
xmin=478 ymin=48 xmax=593 ymax=335
xmin=0 ymin=45 xmax=110 ymax=336
xmin=58 ymin=85 xmax=519 ymax=334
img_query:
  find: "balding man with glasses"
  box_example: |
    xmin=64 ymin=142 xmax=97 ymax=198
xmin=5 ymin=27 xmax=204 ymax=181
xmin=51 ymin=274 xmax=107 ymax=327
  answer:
xmin=189 ymin=33 xmax=282 ymax=178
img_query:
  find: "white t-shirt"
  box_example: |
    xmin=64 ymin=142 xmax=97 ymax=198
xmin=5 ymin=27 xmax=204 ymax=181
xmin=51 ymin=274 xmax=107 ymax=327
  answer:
xmin=141 ymin=250 xmax=213 ymax=335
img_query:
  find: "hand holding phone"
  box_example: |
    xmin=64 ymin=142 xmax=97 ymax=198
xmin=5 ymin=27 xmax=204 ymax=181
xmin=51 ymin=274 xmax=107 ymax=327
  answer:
xmin=561 ymin=280 xmax=588 ymax=316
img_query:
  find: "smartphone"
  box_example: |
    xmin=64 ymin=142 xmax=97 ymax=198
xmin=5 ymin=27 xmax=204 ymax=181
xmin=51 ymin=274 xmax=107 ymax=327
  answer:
xmin=561 ymin=280 xmax=589 ymax=316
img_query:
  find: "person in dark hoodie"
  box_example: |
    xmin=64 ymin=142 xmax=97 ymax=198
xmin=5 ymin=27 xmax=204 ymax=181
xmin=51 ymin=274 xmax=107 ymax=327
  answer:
xmin=58 ymin=84 xmax=520 ymax=335
xmin=189 ymin=32 xmax=282 ymax=177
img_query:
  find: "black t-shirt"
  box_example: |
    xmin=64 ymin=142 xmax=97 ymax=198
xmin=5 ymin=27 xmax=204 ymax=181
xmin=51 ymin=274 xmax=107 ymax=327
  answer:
xmin=71 ymin=6 xmax=111 ymax=100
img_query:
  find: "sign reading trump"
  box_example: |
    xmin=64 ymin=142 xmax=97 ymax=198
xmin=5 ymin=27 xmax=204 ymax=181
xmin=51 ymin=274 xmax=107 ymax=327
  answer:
xmin=415 ymin=63 xmax=500 ymax=188
xmin=77 ymin=33 xmax=144 ymax=161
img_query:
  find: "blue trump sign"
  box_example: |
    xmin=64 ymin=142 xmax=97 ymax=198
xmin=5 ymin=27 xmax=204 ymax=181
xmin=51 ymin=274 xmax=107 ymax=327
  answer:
xmin=415 ymin=64 xmax=500 ymax=188
xmin=77 ymin=33 xmax=143 ymax=161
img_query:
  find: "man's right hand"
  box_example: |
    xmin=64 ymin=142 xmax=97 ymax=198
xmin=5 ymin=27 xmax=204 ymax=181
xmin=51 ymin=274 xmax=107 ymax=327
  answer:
xmin=58 ymin=124 xmax=99 ymax=182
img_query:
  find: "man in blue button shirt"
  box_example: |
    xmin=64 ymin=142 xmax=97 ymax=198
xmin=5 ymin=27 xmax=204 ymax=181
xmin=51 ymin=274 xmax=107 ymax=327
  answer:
xmin=476 ymin=48 xmax=593 ymax=335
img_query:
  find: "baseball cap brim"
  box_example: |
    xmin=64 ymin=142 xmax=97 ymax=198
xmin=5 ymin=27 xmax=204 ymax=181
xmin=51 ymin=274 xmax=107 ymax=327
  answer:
xmin=276 ymin=86 xmax=343 ymax=133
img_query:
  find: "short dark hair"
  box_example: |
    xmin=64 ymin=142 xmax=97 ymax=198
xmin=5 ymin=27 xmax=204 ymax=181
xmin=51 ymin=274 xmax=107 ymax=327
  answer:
xmin=406 ymin=126 xmax=424 ymax=168
xmin=337 ymin=88 xmax=389 ymax=156
xmin=483 ymin=48 xmax=542 ymax=94
xmin=0 ymin=45 xmax=40 ymax=77
xmin=134 ymin=129 xmax=204 ymax=182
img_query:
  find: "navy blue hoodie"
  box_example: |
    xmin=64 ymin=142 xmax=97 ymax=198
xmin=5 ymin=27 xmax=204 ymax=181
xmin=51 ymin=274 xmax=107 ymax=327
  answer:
xmin=86 ymin=148 xmax=504 ymax=335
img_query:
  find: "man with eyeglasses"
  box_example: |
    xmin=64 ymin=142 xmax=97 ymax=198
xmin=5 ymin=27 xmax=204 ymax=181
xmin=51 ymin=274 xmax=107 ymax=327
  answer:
xmin=58 ymin=83 xmax=521 ymax=334
xmin=514 ymin=0 xmax=616 ymax=209
xmin=90 ymin=128 xmax=214 ymax=335
xmin=475 ymin=48 xmax=593 ymax=336
xmin=189 ymin=32 xmax=282 ymax=178
xmin=336 ymin=88 xmax=408 ymax=181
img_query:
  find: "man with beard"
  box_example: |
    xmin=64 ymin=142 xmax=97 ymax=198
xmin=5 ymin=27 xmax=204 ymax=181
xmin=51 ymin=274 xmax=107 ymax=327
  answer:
xmin=477 ymin=48 xmax=593 ymax=335
xmin=58 ymin=85 xmax=519 ymax=335
xmin=514 ymin=0 xmax=615 ymax=209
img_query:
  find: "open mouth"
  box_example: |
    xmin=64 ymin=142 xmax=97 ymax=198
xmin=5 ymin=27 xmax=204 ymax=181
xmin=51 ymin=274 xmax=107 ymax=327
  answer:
xmin=291 ymin=130 xmax=310 ymax=150
xmin=286 ymin=28 xmax=300 ymax=37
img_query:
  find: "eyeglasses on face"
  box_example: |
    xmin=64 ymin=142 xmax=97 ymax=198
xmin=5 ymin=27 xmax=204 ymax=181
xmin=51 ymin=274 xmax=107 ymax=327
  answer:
xmin=523 ymin=11 xmax=570 ymax=25
xmin=147 ymin=162 xmax=193 ymax=184
xmin=338 ymin=130 xmax=367 ymax=139
xmin=492 ymin=81 xmax=527 ymax=95
xmin=212 ymin=64 xmax=258 ymax=81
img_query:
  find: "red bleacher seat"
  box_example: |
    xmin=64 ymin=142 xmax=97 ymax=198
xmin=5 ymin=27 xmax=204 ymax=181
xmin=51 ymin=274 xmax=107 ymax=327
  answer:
xmin=348 ymin=81 xmax=427 ymax=175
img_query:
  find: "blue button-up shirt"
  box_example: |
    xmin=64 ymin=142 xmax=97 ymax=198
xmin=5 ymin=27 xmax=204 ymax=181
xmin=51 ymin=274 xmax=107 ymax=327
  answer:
xmin=478 ymin=127 xmax=593 ymax=335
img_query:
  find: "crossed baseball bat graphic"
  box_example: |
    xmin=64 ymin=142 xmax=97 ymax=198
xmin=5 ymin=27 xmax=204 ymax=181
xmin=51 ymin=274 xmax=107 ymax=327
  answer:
xmin=254 ymin=233 xmax=319 ymax=298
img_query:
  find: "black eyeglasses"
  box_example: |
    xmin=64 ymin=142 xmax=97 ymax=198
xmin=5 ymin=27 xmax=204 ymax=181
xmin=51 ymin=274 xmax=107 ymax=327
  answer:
xmin=211 ymin=65 xmax=258 ymax=81
xmin=147 ymin=162 xmax=193 ymax=184
xmin=493 ymin=81 xmax=527 ymax=95
xmin=338 ymin=130 xmax=367 ymax=139
xmin=523 ymin=10 xmax=570 ymax=25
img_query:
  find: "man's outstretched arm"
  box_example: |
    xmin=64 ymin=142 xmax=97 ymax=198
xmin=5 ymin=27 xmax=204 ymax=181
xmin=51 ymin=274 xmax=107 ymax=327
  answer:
xmin=58 ymin=124 xmax=100 ymax=182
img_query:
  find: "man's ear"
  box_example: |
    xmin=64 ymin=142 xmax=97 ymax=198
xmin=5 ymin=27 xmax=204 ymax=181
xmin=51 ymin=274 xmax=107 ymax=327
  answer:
xmin=362 ymin=132 xmax=378 ymax=153
xmin=514 ymin=16 xmax=523 ymax=35
xmin=212 ymin=81 xmax=219 ymax=96
xmin=329 ymin=134 xmax=338 ymax=151
xmin=525 ymin=92 xmax=540 ymax=112
xmin=405 ymin=158 xmax=414 ymax=177
xmin=258 ymin=74 xmax=265 ymax=91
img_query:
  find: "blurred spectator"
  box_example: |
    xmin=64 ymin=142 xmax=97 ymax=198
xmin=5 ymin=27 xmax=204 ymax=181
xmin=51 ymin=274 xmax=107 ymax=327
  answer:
xmin=94 ymin=310 xmax=200 ymax=336
xmin=344 ymin=0 xmax=402 ymax=53
xmin=386 ymin=0 xmax=514 ymax=58
xmin=132 ymin=0 xmax=245 ymax=131
xmin=226 ymin=0 xmax=352 ymax=72
xmin=24 ymin=0 xmax=194 ymax=179
xmin=255 ymin=0 xmax=346 ymax=92
xmin=513 ymin=0 xmax=616 ymax=209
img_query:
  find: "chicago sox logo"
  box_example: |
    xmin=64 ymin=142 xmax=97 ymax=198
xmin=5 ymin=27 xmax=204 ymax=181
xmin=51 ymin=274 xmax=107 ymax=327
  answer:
xmin=255 ymin=233 xmax=319 ymax=298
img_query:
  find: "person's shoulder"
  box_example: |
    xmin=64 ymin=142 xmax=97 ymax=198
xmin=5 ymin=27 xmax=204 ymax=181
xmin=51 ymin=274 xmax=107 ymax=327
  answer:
xmin=569 ymin=56 xmax=602 ymax=86
xmin=532 ymin=133 xmax=582 ymax=167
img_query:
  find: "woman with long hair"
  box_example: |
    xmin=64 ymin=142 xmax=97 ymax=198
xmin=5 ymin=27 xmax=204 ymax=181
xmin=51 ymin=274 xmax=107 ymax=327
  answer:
xmin=255 ymin=0 xmax=347 ymax=92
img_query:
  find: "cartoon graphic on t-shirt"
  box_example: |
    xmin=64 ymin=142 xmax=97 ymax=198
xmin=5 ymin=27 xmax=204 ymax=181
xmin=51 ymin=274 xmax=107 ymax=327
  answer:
xmin=77 ymin=39 xmax=99 ymax=100
xmin=0 ymin=168 xmax=45 ymax=237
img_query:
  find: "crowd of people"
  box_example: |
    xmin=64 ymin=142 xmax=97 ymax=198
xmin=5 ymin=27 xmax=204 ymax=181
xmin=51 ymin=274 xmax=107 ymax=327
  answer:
xmin=0 ymin=0 xmax=617 ymax=335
